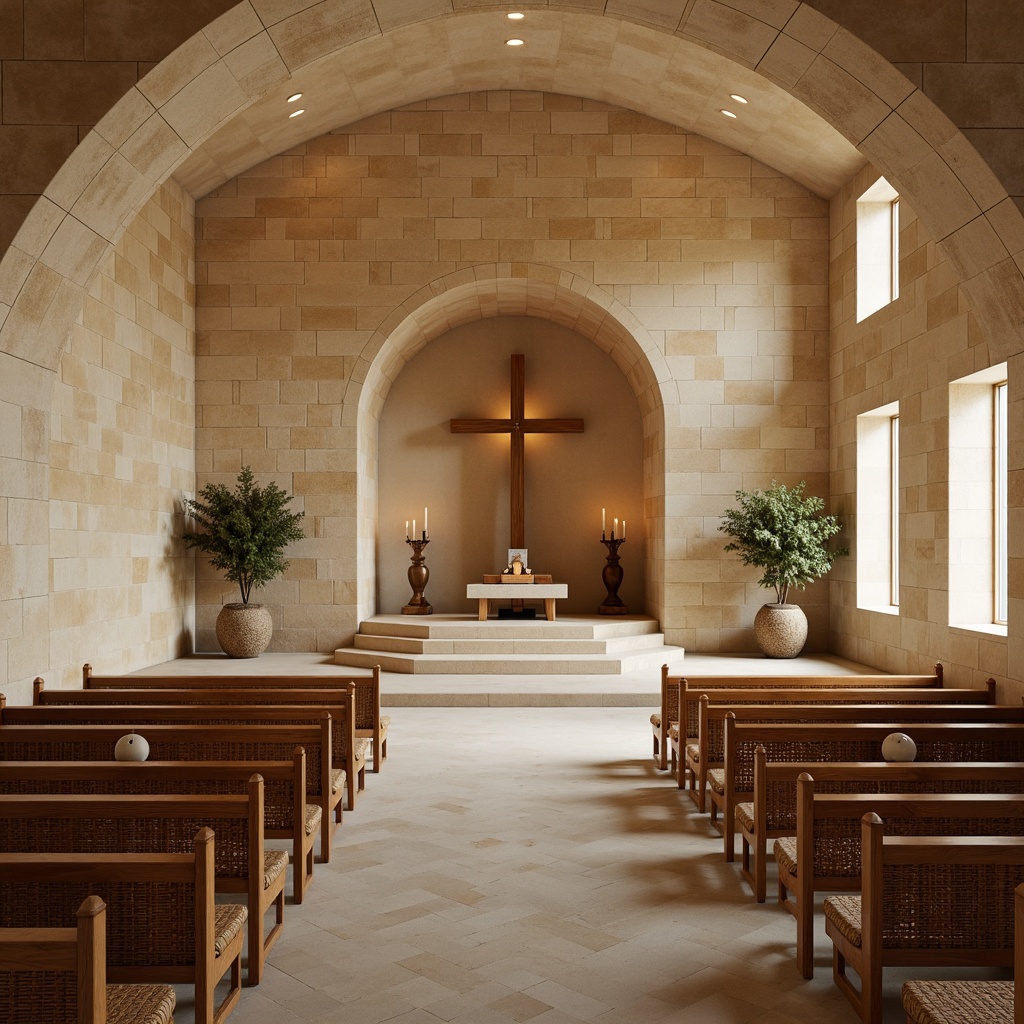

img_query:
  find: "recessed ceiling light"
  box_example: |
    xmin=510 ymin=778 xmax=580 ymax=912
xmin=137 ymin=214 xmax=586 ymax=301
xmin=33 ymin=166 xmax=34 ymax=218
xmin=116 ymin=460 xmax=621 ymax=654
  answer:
xmin=507 ymin=11 xmax=525 ymax=19
xmin=506 ymin=37 xmax=524 ymax=46
xmin=720 ymin=109 xmax=737 ymax=118
xmin=287 ymin=92 xmax=303 ymax=103
xmin=729 ymin=93 xmax=748 ymax=104
xmin=289 ymin=108 xmax=305 ymax=118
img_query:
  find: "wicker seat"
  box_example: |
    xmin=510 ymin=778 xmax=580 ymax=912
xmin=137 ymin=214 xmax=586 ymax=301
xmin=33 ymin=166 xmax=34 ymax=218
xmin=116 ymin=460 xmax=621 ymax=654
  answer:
xmin=0 ymin=896 xmax=175 ymax=1024
xmin=263 ymin=850 xmax=288 ymax=890
xmin=902 ymin=979 xmax=1013 ymax=1024
xmin=825 ymin=815 xmax=1024 ymax=1024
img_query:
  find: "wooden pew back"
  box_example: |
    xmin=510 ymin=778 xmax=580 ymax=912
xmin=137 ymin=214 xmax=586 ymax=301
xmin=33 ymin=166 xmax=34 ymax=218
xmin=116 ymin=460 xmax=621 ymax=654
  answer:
xmin=0 ymin=896 xmax=175 ymax=1024
xmin=0 ymin=828 xmax=244 ymax=1024
xmin=718 ymin=719 xmax=1024 ymax=860
xmin=0 ymin=780 xmax=281 ymax=987
xmin=826 ymin=814 xmax=1024 ymax=1024
xmin=76 ymin=662 xmax=387 ymax=772
xmin=0 ymin=719 xmax=338 ymax=863
xmin=0 ymin=755 xmax=314 ymax=905
xmin=4 ymin=696 xmax=364 ymax=813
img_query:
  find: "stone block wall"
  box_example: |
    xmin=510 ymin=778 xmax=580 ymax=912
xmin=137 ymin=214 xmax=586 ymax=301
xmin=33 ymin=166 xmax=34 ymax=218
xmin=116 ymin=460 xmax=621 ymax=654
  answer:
xmin=829 ymin=161 xmax=1022 ymax=695
xmin=194 ymin=90 xmax=832 ymax=653
xmin=47 ymin=178 xmax=196 ymax=690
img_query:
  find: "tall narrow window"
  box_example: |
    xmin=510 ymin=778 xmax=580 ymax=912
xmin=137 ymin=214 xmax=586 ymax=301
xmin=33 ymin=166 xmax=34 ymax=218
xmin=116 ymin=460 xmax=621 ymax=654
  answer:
xmin=949 ymin=364 xmax=1007 ymax=633
xmin=889 ymin=414 xmax=899 ymax=608
xmin=994 ymin=381 xmax=1008 ymax=625
xmin=856 ymin=177 xmax=900 ymax=322
xmin=857 ymin=401 xmax=899 ymax=613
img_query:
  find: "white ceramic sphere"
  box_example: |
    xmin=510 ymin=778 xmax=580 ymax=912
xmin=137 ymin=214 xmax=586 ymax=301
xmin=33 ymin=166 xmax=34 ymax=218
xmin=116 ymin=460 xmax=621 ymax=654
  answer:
xmin=881 ymin=731 xmax=917 ymax=762
xmin=114 ymin=732 xmax=150 ymax=762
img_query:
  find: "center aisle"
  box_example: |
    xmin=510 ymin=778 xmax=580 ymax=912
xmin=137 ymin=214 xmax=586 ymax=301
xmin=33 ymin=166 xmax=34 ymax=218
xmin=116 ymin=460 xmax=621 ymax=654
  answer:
xmin=210 ymin=706 xmax=871 ymax=1024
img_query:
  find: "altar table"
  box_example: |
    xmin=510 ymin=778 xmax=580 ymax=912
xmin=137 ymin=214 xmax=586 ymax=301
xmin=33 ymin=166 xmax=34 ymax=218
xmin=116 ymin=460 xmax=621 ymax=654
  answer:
xmin=466 ymin=583 xmax=568 ymax=621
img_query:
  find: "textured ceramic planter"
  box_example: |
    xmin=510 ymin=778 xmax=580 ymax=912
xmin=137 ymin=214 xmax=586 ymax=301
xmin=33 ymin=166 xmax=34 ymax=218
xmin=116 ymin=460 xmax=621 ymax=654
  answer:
xmin=753 ymin=603 xmax=808 ymax=658
xmin=216 ymin=602 xmax=273 ymax=658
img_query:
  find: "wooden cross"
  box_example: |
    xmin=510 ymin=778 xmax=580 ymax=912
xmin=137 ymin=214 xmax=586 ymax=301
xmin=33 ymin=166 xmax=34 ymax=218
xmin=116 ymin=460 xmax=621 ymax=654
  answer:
xmin=450 ymin=354 xmax=584 ymax=549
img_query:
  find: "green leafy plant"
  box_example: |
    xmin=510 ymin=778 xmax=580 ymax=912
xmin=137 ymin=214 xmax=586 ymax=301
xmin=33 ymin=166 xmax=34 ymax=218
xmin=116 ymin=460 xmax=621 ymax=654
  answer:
xmin=182 ymin=466 xmax=305 ymax=605
xmin=719 ymin=480 xmax=848 ymax=605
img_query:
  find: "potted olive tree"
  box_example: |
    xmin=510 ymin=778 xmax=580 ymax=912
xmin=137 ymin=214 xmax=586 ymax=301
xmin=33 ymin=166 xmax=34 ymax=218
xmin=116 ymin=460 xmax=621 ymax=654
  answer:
xmin=183 ymin=466 xmax=305 ymax=658
xmin=719 ymin=480 xmax=847 ymax=657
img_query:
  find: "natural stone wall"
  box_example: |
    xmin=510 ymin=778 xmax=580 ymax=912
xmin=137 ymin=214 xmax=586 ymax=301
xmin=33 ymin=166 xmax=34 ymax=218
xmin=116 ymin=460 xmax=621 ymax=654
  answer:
xmin=194 ymin=91 xmax=832 ymax=653
xmin=829 ymin=162 xmax=1022 ymax=697
xmin=47 ymin=178 xmax=196 ymax=690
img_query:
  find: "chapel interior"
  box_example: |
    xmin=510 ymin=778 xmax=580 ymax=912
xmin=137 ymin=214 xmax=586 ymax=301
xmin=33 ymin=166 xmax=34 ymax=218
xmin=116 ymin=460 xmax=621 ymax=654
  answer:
xmin=1 ymin=3 xmax=1024 ymax=1022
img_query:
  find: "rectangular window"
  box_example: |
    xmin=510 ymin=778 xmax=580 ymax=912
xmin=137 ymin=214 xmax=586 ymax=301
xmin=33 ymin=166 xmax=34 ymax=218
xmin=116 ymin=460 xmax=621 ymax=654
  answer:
xmin=889 ymin=414 xmax=899 ymax=608
xmin=856 ymin=177 xmax=900 ymax=322
xmin=949 ymin=364 xmax=1007 ymax=634
xmin=856 ymin=401 xmax=899 ymax=613
xmin=994 ymin=381 xmax=1008 ymax=625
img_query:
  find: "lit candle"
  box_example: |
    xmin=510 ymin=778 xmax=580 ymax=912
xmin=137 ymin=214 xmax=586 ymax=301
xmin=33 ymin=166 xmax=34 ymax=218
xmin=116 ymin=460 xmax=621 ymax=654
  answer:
xmin=613 ymin=517 xmax=618 ymax=539
xmin=405 ymin=520 xmax=409 ymax=540
xmin=602 ymin=507 xmax=606 ymax=538
xmin=424 ymin=506 xmax=428 ymax=538
xmin=412 ymin=519 xmax=416 ymax=540
xmin=622 ymin=519 xmax=626 ymax=540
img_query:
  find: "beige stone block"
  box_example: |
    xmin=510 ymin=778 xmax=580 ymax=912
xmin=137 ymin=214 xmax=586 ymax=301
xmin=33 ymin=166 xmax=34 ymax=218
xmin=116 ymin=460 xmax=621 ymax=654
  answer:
xmin=683 ymin=0 xmax=779 ymax=65
xmin=137 ymin=30 xmax=221 ymax=109
xmin=269 ymin=0 xmax=380 ymax=69
xmin=204 ymin=2 xmax=266 ymax=56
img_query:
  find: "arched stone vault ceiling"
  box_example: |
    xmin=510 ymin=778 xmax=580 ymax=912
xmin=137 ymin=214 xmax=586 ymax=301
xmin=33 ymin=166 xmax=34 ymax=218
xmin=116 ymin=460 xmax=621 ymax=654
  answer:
xmin=1 ymin=0 xmax=1023 ymax=387
xmin=348 ymin=266 xmax=671 ymax=622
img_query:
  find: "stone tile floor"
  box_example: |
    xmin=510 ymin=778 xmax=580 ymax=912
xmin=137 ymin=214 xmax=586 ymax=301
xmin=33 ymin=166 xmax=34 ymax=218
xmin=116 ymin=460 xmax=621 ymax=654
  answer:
xmin=172 ymin=703 xmax=1002 ymax=1024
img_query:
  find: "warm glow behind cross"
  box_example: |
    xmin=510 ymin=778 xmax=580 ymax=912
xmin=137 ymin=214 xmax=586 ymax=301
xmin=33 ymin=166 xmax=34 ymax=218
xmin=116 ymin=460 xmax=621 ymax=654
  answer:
xmin=450 ymin=354 xmax=584 ymax=549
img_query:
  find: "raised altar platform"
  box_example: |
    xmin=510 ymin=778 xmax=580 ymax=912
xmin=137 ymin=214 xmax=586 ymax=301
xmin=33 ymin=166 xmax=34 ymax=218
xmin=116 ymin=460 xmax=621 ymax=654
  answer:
xmin=334 ymin=613 xmax=684 ymax=675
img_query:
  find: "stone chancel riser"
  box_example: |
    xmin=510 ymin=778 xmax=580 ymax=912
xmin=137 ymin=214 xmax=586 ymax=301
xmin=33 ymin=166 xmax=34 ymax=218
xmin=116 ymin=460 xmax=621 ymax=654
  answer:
xmin=352 ymin=633 xmax=666 ymax=655
xmin=336 ymin=614 xmax=684 ymax=675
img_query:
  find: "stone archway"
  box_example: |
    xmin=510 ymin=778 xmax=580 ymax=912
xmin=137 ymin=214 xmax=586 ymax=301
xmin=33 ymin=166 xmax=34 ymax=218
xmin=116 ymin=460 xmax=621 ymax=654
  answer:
xmin=1 ymin=0 xmax=1023 ymax=695
xmin=350 ymin=267 xmax=671 ymax=628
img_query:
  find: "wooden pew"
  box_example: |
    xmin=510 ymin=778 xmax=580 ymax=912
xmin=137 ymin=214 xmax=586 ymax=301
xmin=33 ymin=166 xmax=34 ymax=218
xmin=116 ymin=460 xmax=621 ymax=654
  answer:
xmin=80 ymin=663 xmax=390 ymax=773
xmin=6 ymin=693 xmax=366 ymax=814
xmin=0 ymin=778 xmax=283 ymax=987
xmin=901 ymin=884 xmax=1023 ymax=1024
xmin=0 ymin=828 xmax=246 ymax=1024
xmin=0 ymin=895 xmax=176 ymax=1024
xmin=651 ymin=666 xmax=679 ymax=771
xmin=0 ymin=752 xmax=316 ymax=906
xmin=678 ymin=680 xmax=996 ymax=805
xmin=742 ymin=750 xmax=1024 ymax=906
xmin=706 ymin=701 xmax=1024 ymax=837
xmin=653 ymin=663 xmax=945 ymax=776
xmin=777 ymin=769 xmax=1024 ymax=977
xmin=717 ymin=719 xmax=1024 ymax=864
xmin=825 ymin=813 xmax=1024 ymax=1024
xmin=0 ymin=720 xmax=340 ymax=862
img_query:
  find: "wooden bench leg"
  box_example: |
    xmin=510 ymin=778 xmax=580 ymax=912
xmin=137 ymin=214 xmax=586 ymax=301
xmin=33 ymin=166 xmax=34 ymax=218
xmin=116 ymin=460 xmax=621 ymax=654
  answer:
xmin=478 ymin=599 xmax=488 ymax=621
xmin=545 ymin=598 xmax=555 ymax=620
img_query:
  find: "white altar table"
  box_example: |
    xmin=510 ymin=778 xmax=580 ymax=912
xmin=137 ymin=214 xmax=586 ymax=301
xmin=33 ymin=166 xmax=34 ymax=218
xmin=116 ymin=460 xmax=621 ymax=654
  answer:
xmin=466 ymin=583 xmax=568 ymax=621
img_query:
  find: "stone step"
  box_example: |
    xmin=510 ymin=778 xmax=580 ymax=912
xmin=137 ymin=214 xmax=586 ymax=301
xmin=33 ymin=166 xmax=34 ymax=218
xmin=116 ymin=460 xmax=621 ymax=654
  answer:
xmin=354 ymin=614 xmax=661 ymax=642
xmin=351 ymin=631 xmax=667 ymax=655
xmin=333 ymin=644 xmax=684 ymax=675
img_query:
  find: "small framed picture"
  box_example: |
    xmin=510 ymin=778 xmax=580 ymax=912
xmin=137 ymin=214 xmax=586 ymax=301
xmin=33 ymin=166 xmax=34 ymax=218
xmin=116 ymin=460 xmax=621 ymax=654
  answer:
xmin=507 ymin=548 xmax=528 ymax=567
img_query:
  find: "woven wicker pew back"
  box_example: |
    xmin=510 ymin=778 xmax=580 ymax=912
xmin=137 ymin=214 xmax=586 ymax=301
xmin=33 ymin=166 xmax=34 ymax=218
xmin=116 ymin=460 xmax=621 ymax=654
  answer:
xmin=0 ymin=720 xmax=338 ymax=863
xmin=6 ymin=693 xmax=364 ymax=815
xmin=0 ymin=895 xmax=175 ymax=1024
xmin=653 ymin=663 xmax=945 ymax=774
xmin=0 ymin=828 xmax=245 ymax=1024
xmin=0 ymin=752 xmax=314 ymax=906
xmin=740 ymin=753 xmax=1024 ymax=906
xmin=778 ymin=779 xmax=1024 ymax=979
xmin=825 ymin=814 xmax=1024 ymax=1024
xmin=718 ymin=719 xmax=1024 ymax=863
xmin=682 ymin=683 xmax=999 ymax=805
xmin=0 ymin=779 xmax=282 ymax=987
xmin=78 ymin=662 xmax=388 ymax=773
